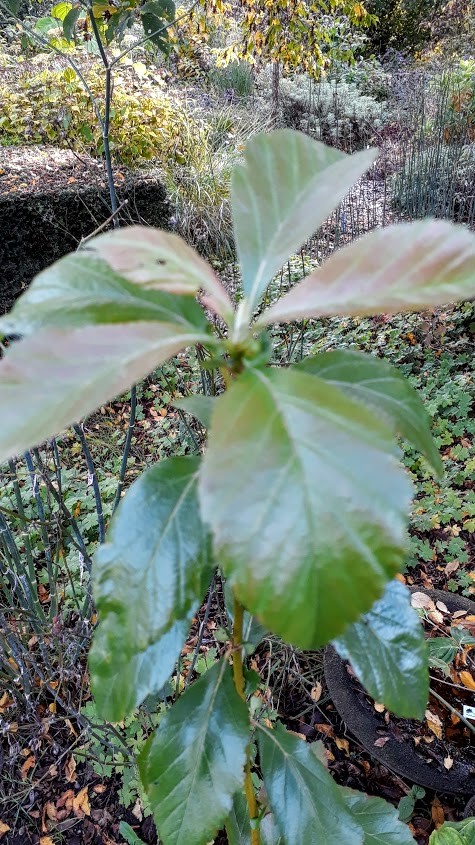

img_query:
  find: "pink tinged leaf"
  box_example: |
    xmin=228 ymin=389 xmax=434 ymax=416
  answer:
xmin=86 ymin=225 xmax=234 ymax=322
xmin=258 ymin=220 xmax=475 ymax=326
xmin=0 ymin=322 xmax=208 ymax=464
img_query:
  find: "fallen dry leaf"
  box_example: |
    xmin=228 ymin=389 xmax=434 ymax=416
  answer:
xmin=335 ymin=737 xmax=350 ymax=754
xmin=0 ymin=822 xmax=10 ymax=839
xmin=436 ymin=601 xmax=449 ymax=613
xmin=72 ymin=786 xmax=90 ymax=819
xmin=444 ymin=756 xmax=454 ymax=770
xmin=21 ymin=754 xmax=35 ymax=780
xmin=374 ymin=736 xmax=390 ymax=747
xmin=425 ymin=709 xmax=443 ymax=740
xmin=459 ymin=671 xmax=475 ymax=691
xmin=310 ymin=682 xmax=322 ymax=702
xmin=453 ymin=609 xmax=467 ymax=619
xmin=428 ymin=609 xmax=445 ymax=625
xmin=65 ymin=755 xmax=77 ymax=783
xmin=411 ymin=592 xmax=436 ymax=611
xmin=40 ymin=837 xmax=56 ymax=845
xmin=315 ymin=723 xmax=333 ymax=737
xmin=93 ymin=784 xmax=106 ymax=794
xmin=445 ymin=560 xmax=460 ymax=576
xmin=373 ymin=702 xmax=385 ymax=713
xmin=431 ymin=797 xmax=445 ymax=828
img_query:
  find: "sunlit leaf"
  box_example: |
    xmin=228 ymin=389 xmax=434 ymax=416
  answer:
xmin=200 ymin=367 xmax=412 ymax=648
xmin=341 ymin=787 xmax=416 ymax=845
xmin=259 ymin=220 xmax=475 ymax=325
xmin=86 ymin=226 xmax=234 ymax=321
xmin=90 ymin=456 xmax=212 ymax=721
xmin=257 ymin=722 xmax=363 ymax=845
xmin=296 ymin=350 xmax=442 ymax=475
xmin=333 ymin=581 xmax=429 ymax=719
xmin=231 ymin=129 xmax=377 ymax=312
xmin=0 ymin=252 xmax=211 ymax=336
xmin=139 ymin=660 xmax=249 ymax=845
xmin=0 ymin=323 xmax=209 ymax=465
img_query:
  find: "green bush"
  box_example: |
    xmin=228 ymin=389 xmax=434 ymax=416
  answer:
xmin=0 ymin=61 xmax=209 ymax=167
xmin=391 ymin=143 xmax=475 ymax=223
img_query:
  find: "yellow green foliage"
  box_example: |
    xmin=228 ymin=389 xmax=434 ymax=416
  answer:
xmin=0 ymin=61 xmax=208 ymax=167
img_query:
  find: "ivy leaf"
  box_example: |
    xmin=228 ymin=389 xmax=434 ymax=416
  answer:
xmin=231 ymin=129 xmax=377 ymax=312
xmin=86 ymin=226 xmax=234 ymax=322
xmin=257 ymin=722 xmax=363 ymax=845
xmin=0 ymin=252 xmax=210 ymax=335
xmin=62 ymin=5 xmax=82 ymax=40
xmin=90 ymin=456 xmax=213 ymax=721
xmin=140 ymin=0 xmax=175 ymax=52
xmin=296 ymin=350 xmax=442 ymax=476
xmin=258 ymin=220 xmax=475 ymax=325
xmin=333 ymin=581 xmax=428 ymax=719
xmin=341 ymin=787 xmax=416 ymax=845
xmin=199 ymin=367 xmax=412 ymax=648
xmin=173 ymin=394 xmax=217 ymax=429
xmin=0 ymin=322 xmax=209 ymax=465
xmin=138 ymin=659 xmax=249 ymax=845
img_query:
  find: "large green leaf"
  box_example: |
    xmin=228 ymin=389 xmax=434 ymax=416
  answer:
xmin=62 ymin=4 xmax=82 ymax=39
xmin=91 ymin=617 xmax=189 ymax=725
xmin=333 ymin=581 xmax=428 ymax=718
xmin=430 ymin=820 xmax=475 ymax=845
xmin=296 ymin=350 xmax=442 ymax=475
xmin=258 ymin=220 xmax=475 ymax=325
xmin=199 ymin=367 xmax=412 ymax=648
xmin=0 ymin=252 xmax=210 ymax=336
xmin=231 ymin=129 xmax=377 ymax=312
xmin=257 ymin=722 xmax=363 ymax=845
xmin=0 ymin=322 xmax=209 ymax=465
xmin=86 ymin=226 xmax=234 ymax=321
xmin=90 ymin=456 xmax=213 ymax=721
xmin=138 ymin=659 xmax=249 ymax=845
xmin=341 ymin=787 xmax=415 ymax=845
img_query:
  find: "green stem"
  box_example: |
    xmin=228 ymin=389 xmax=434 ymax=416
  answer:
xmin=232 ymin=596 xmax=261 ymax=845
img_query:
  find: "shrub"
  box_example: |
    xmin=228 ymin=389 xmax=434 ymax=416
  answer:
xmin=391 ymin=143 xmax=475 ymax=224
xmin=257 ymin=68 xmax=386 ymax=151
xmin=0 ymin=62 xmax=209 ymax=167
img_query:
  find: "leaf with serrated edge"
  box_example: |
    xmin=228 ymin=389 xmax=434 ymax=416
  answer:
xmin=231 ymin=129 xmax=377 ymax=311
xmin=0 ymin=253 xmax=211 ymax=336
xmin=296 ymin=350 xmax=442 ymax=475
xmin=226 ymin=791 xmax=282 ymax=845
xmin=90 ymin=456 xmax=213 ymax=721
xmin=199 ymin=367 xmax=412 ymax=648
xmin=86 ymin=226 xmax=234 ymax=321
xmin=341 ymin=787 xmax=416 ymax=845
xmin=258 ymin=220 xmax=475 ymax=325
xmin=138 ymin=659 xmax=249 ymax=845
xmin=0 ymin=322 xmax=209 ymax=465
xmin=258 ymin=722 xmax=363 ymax=845
xmin=333 ymin=581 xmax=429 ymax=719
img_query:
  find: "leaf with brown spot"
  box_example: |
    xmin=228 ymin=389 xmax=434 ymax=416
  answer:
xmin=310 ymin=682 xmax=322 ymax=702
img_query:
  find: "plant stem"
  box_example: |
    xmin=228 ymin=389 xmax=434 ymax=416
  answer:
xmin=232 ymin=595 xmax=261 ymax=845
